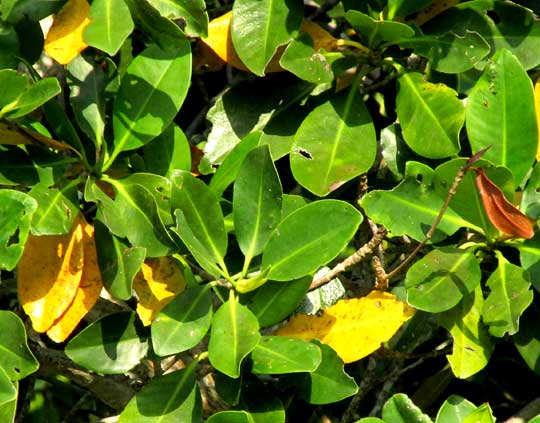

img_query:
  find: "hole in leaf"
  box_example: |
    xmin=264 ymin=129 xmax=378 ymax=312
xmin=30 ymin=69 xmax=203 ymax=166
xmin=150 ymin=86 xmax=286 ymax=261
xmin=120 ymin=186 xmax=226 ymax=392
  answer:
xmin=487 ymin=11 xmax=501 ymax=24
xmin=7 ymin=228 xmax=20 ymax=247
xmin=298 ymin=148 xmax=313 ymax=160
xmin=535 ymin=187 xmax=540 ymax=193
xmin=13 ymin=367 xmax=20 ymax=373
xmin=415 ymin=174 xmax=424 ymax=183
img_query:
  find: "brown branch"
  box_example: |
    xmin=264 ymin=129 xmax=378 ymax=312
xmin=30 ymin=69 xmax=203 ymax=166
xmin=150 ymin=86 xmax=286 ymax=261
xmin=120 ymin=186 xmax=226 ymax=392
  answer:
xmin=309 ymin=227 xmax=387 ymax=290
xmin=502 ymin=397 xmax=540 ymax=423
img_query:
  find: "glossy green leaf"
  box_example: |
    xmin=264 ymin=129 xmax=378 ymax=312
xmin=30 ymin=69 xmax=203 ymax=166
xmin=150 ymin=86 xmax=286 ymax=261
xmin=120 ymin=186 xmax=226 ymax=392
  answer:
xmin=123 ymin=0 xmax=186 ymax=50
xmin=396 ymin=72 xmax=464 ymax=159
xmin=233 ymin=146 xmax=282 ymax=259
xmin=0 ymin=70 xmax=26 ymax=109
xmin=119 ymin=363 xmax=202 ymax=422
xmin=434 ymin=159 xmax=513 ymax=238
xmin=298 ymin=342 xmax=358 ymax=405
xmin=0 ymin=311 xmax=39 ymax=380
xmin=291 ymin=88 xmax=376 ymax=196
xmin=210 ymin=132 xmax=262 ymax=197
xmin=382 ymin=393 xmax=433 ymax=423
xmin=279 ymin=34 xmax=334 ymax=84
xmin=345 ymin=11 xmax=415 ymax=47
xmin=43 ymin=95 xmax=86 ymax=155
xmin=1 ymin=78 xmax=61 ymax=119
xmin=94 ymin=220 xmax=145 ymax=300
xmin=0 ymin=367 xmax=16 ymax=407
xmin=91 ymin=180 xmax=175 ymax=257
xmin=513 ymin=306 xmax=540 ymax=373
xmin=67 ymin=54 xmax=107 ymax=149
xmin=84 ymin=0 xmax=133 ymax=55
xmin=2 ymin=0 xmax=64 ymax=23
xmin=482 ymin=251 xmax=533 ymax=337
xmin=0 ymin=24 xmax=19 ymax=69
xmin=401 ymin=32 xmax=490 ymax=73
xmin=152 ymin=284 xmax=213 ymax=356
xmin=521 ymin=162 xmax=540 ymax=220
xmin=405 ymin=248 xmax=481 ymax=313
xmin=0 ymin=383 xmax=16 ymax=423
xmin=208 ymin=296 xmax=261 ymax=378
xmin=66 ymin=312 xmax=148 ymax=374
xmin=142 ymin=124 xmax=191 ymax=178
xmin=28 ymin=182 xmax=78 ymax=235
xmin=435 ymin=395 xmax=477 ymax=423
xmin=361 ymin=162 xmax=479 ymax=242
xmin=146 ymin=0 xmax=208 ymax=37
xmin=206 ymin=411 xmax=251 ymax=423
xmin=171 ymin=171 xmax=228 ymax=277
xmin=530 ymin=418 xmax=540 ymax=423
xmin=0 ymin=190 xmax=37 ymax=271
xmin=239 ymin=376 xmax=285 ymax=423
xmin=462 ymin=404 xmax=495 ymax=423
xmin=438 ymin=286 xmax=493 ymax=378
xmin=380 ymin=123 xmax=408 ymax=180
xmin=203 ymin=80 xmax=313 ymax=165
xmin=281 ymin=194 xmax=309 ymax=219
xmin=261 ymin=200 xmax=363 ymax=281
xmin=250 ymin=336 xmax=321 ymax=374
xmin=107 ymin=41 xmax=191 ymax=166
xmin=466 ymin=49 xmax=537 ymax=184
xmin=214 ymin=371 xmax=242 ymax=406
xmin=231 ymin=0 xmax=303 ymax=76
xmin=518 ymin=238 xmax=540 ymax=292
xmin=247 ymin=276 xmax=311 ymax=328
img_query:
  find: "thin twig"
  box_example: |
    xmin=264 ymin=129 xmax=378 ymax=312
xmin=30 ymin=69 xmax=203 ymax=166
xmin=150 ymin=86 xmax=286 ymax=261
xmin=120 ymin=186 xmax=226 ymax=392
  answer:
xmin=385 ymin=147 xmax=490 ymax=281
xmin=310 ymin=227 xmax=387 ymax=290
xmin=340 ymin=355 xmax=379 ymax=423
xmin=502 ymin=397 xmax=540 ymax=423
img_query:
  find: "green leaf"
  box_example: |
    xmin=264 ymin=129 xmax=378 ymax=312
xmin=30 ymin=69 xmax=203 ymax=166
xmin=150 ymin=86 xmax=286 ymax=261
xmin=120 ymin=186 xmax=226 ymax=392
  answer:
xmin=1 ymin=78 xmax=61 ymax=119
xmin=401 ymin=31 xmax=490 ymax=73
xmin=94 ymin=220 xmax=145 ymax=300
xmin=281 ymin=194 xmax=309 ymax=219
xmin=356 ymin=419 xmax=385 ymax=423
xmin=0 ymin=190 xmax=37 ymax=271
xmin=27 ymin=182 xmax=79 ymax=235
xmin=208 ymin=296 xmax=261 ymax=378
xmin=0 ymin=381 xmax=16 ymax=423
xmin=396 ymin=73 xmax=464 ymax=159
xmin=387 ymin=0 xmax=431 ymax=19
xmin=519 ymin=237 xmax=540 ymax=292
xmin=146 ymin=0 xmax=208 ymax=37
xmin=461 ymin=404 xmax=495 ymax=423
xmin=123 ymin=0 xmax=186 ymax=50
xmin=67 ymin=54 xmax=107 ymax=150
xmin=2 ymin=0 xmax=64 ymax=23
xmin=435 ymin=395 xmax=477 ymax=423
xmin=171 ymin=171 xmax=228 ymax=277
xmin=250 ymin=336 xmax=321 ymax=374
xmin=291 ymin=88 xmax=376 ymax=196
xmin=0 ymin=23 xmax=19 ymax=69
xmin=345 ymin=11 xmax=415 ymax=47
xmin=513 ymin=306 xmax=540 ymax=373
xmin=382 ymin=393 xmax=434 ymax=423
xmin=361 ymin=162 xmax=479 ymax=242
xmin=0 ymin=70 xmax=26 ymax=109
xmin=119 ymin=363 xmax=202 ymax=422
xmin=152 ymin=284 xmax=213 ymax=356
xmin=247 ymin=276 xmax=311 ymax=328
xmin=142 ymin=124 xmax=191 ymax=178
xmin=297 ymin=342 xmax=358 ymax=404
xmin=521 ymin=162 xmax=540 ymax=220
xmin=438 ymin=286 xmax=493 ymax=379
xmin=84 ymin=0 xmax=134 ymax=56
xmin=0 ymin=367 xmax=16 ymax=408
xmin=239 ymin=377 xmax=285 ymax=423
xmin=231 ymin=0 xmax=303 ymax=76
xmin=405 ymin=248 xmax=481 ymax=313
xmin=262 ymin=200 xmax=363 ymax=281
xmin=466 ymin=49 xmax=537 ymax=184
xmin=206 ymin=411 xmax=251 ymax=423
xmin=209 ymin=132 xmax=262 ymax=197
xmin=66 ymin=312 xmax=148 ymax=374
xmin=107 ymin=41 xmax=191 ymax=167
xmin=214 ymin=371 xmax=242 ymax=406
xmin=482 ymin=251 xmax=533 ymax=337
xmin=0 ymin=311 xmax=39 ymax=380
xmin=279 ymin=34 xmax=334 ymax=84
xmin=233 ymin=145 xmax=282 ymax=260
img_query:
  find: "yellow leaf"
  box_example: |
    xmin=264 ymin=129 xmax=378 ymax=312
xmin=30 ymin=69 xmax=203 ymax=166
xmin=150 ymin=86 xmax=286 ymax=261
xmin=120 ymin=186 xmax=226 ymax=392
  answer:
xmin=47 ymin=217 xmax=103 ymax=343
xmin=134 ymin=257 xmax=187 ymax=326
xmin=44 ymin=0 xmax=91 ymax=64
xmin=197 ymin=11 xmax=338 ymax=74
xmin=275 ymin=290 xmax=415 ymax=363
xmin=534 ymin=78 xmax=540 ymax=161
xmin=18 ymin=215 xmax=85 ymax=333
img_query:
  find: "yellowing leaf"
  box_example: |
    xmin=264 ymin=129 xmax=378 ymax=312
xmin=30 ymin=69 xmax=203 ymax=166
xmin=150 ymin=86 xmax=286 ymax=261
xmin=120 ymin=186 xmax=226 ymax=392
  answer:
xmin=197 ymin=11 xmax=338 ymax=74
xmin=275 ymin=290 xmax=415 ymax=363
xmin=18 ymin=216 xmax=84 ymax=333
xmin=46 ymin=217 xmax=103 ymax=343
xmin=44 ymin=0 xmax=91 ymax=64
xmin=134 ymin=257 xmax=187 ymax=326
xmin=534 ymin=78 xmax=540 ymax=161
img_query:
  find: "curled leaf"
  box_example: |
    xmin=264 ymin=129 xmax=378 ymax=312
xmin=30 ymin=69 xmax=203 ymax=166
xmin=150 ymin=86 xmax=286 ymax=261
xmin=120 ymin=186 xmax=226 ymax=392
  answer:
xmin=275 ymin=291 xmax=415 ymax=363
xmin=44 ymin=0 xmax=91 ymax=64
xmin=474 ymin=168 xmax=534 ymax=239
xmin=134 ymin=257 xmax=187 ymax=326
